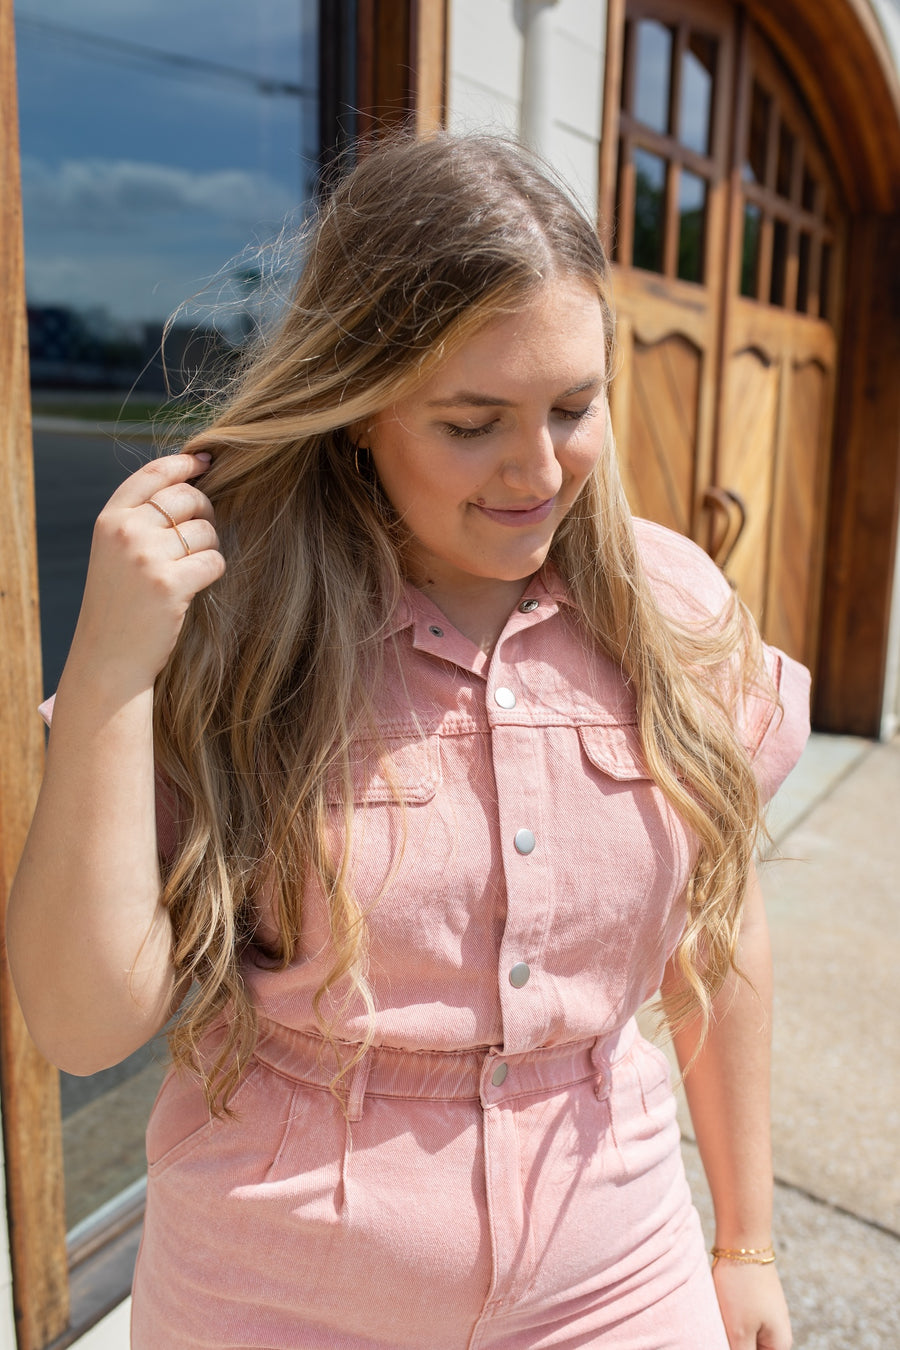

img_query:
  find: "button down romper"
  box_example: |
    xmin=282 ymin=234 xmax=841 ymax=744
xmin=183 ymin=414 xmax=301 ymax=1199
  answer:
xmin=131 ymin=521 xmax=810 ymax=1349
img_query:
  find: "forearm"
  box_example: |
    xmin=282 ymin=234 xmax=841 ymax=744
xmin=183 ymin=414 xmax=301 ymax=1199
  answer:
xmin=7 ymin=650 xmax=176 ymax=1074
xmin=663 ymin=865 xmax=775 ymax=1247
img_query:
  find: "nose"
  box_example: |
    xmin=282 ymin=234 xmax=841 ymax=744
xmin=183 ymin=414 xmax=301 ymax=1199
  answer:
xmin=501 ymin=422 xmax=564 ymax=498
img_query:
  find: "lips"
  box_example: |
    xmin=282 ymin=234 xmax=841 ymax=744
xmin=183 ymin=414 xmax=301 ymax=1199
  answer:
xmin=473 ymin=498 xmax=556 ymax=526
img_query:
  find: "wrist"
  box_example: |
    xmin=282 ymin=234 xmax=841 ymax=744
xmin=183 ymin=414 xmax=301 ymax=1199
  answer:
xmin=711 ymin=1241 xmax=776 ymax=1268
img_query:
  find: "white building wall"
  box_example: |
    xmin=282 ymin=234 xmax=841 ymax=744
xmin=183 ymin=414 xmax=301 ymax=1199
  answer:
xmin=448 ymin=0 xmax=608 ymax=214
xmin=869 ymin=0 xmax=900 ymax=70
xmin=0 ymin=1104 xmax=18 ymax=1350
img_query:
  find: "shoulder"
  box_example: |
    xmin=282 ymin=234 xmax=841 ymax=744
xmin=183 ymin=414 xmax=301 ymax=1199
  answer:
xmin=632 ymin=517 xmax=733 ymax=629
xmin=631 ymin=518 xmax=811 ymax=802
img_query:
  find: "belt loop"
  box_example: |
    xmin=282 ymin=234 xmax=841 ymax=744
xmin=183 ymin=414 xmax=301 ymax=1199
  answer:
xmin=591 ymin=1035 xmax=611 ymax=1101
xmin=346 ymin=1049 xmax=371 ymax=1123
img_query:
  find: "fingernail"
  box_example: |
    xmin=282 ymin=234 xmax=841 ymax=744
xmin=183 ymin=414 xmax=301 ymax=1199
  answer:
xmin=194 ymin=451 xmax=212 ymax=463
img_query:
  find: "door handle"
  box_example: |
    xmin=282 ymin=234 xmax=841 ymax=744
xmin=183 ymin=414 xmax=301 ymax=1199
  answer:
xmin=703 ymin=487 xmax=747 ymax=569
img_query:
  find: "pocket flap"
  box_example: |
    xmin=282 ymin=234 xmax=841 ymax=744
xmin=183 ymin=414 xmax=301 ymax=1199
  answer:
xmin=578 ymin=723 xmax=651 ymax=781
xmin=327 ymin=735 xmax=442 ymax=805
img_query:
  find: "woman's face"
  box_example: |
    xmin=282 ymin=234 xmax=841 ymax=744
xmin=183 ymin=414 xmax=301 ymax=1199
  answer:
xmin=366 ymin=276 xmax=609 ymax=606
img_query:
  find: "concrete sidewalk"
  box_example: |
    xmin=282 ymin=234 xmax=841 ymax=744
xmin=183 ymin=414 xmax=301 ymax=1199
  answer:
xmin=676 ymin=733 xmax=900 ymax=1349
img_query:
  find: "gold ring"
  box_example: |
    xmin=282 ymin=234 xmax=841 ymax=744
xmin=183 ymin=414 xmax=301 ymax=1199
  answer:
xmin=147 ymin=497 xmax=191 ymax=557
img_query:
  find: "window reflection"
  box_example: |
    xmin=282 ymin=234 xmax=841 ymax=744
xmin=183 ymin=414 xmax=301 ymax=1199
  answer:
xmin=743 ymin=81 xmax=770 ymax=184
xmin=776 ymin=122 xmax=795 ymax=200
xmin=820 ymin=242 xmax=833 ymax=320
xmin=802 ymin=166 xmax=818 ymax=213
xmin=15 ymin=0 xmax=323 ymax=1238
xmin=677 ymin=171 xmax=706 ymax=283
xmin=632 ymin=148 xmax=666 ymax=273
xmin=797 ymin=232 xmax=812 ymax=313
xmin=741 ymin=202 xmax=762 ymax=297
xmin=770 ymin=218 xmax=789 ymax=306
xmin=679 ymin=34 xmax=716 ymax=156
xmin=16 ymin=1 xmax=318 ymax=407
xmin=634 ymin=20 xmax=672 ymax=134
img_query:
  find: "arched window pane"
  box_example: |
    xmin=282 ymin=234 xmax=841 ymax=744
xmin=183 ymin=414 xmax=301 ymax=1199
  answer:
xmin=680 ymin=33 xmax=716 ymax=156
xmin=797 ymin=232 xmax=813 ymax=313
xmin=632 ymin=148 xmax=666 ymax=272
xmin=776 ymin=122 xmax=795 ymax=200
xmin=634 ymin=20 xmax=672 ymax=134
xmin=743 ymin=81 xmax=770 ymax=184
xmin=770 ymin=218 xmax=789 ymax=305
xmin=678 ymin=171 xmax=707 ymax=282
xmin=741 ymin=202 xmax=762 ymax=297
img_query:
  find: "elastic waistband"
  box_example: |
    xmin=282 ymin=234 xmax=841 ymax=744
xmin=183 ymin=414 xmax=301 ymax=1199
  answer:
xmin=254 ymin=1017 xmax=638 ymax=1116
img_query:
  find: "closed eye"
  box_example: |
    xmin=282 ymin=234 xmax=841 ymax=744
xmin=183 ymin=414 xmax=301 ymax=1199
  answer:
xmin=555 ymin=404 xmax=597 ymax=423
xmin=443 ymin=420 xmax=499 ymax=440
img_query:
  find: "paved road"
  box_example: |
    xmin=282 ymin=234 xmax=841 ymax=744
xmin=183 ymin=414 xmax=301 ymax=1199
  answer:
xmin=33 ymin=423 xmax=153 ymax=694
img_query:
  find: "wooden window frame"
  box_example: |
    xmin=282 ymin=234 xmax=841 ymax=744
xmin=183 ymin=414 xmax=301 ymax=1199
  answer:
xmin=0 ymin=3 xmax=447 ymax=1345
xmin=610 ymin=0 xmax=734 ymax=288
xmin=602 ymin=0 xmax=900 ymax=736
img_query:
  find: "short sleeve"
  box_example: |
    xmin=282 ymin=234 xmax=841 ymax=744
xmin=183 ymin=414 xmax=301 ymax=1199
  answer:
xmin=634 ymin=518 xmax=811 ymax=804
xmin=39 ymin=693 xmax=181 ymax=862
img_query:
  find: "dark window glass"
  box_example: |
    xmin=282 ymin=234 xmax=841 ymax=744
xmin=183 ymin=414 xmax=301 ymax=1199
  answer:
xmin=677 ymin=171 xmax=706 ymax=283
xmin=15 ymin=0 xmax=324 ymax=1239
xmin=796 ymin=232 xmax=812 ymax=313
xmin=633 ymin=20 xmax=673 ymax=134
xmin=820 ymin=242 xmax=833 ymax=320
xmin=740 ymin=202 xmax=762 ymax=298
xmin=632 ymin=148 xmax=667 ymax=273
xmin=776 ymin=121 xmax=795 ymax=200
xmin=770 ymin=218 xmax=789 ymax=306
xmin=802 ymin=166 xmax=818 ymax=214
xmin=743 ymin=81 xmax=770 ymax=184
xmin=679 ymin=33 xmax=716 ymax=156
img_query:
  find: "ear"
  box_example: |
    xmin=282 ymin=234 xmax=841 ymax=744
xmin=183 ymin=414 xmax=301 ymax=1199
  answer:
xmin=348 ymin=419 xmax=371 ymax=450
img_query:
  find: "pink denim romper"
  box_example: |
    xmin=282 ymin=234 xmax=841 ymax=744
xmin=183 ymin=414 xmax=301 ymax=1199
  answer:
xmin=128 ymin=520 xmax=810 ymax=1348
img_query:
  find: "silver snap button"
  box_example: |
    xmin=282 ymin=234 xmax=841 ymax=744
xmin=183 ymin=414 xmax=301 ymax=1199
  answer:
xmin=514 ymin=828 xmax=536 ymax=855
xmin=494 ymin=686 xmax=516 ymax=709
xmin=519 ymin=598 xmax=539 ymax=612
xmin=509 ymin=962 xmax=531 ymax=988
xmin=428 ymin=625 xmax=444 ymax=638
xmin=491 ymin=1062 xmax=509 ymax=1087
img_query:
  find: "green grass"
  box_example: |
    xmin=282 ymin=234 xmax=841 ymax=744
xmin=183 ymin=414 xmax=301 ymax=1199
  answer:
xmin=30 ymin=394 xmax=203 ymax=425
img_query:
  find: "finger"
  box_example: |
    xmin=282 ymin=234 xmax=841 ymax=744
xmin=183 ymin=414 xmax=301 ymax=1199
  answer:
xmin=143 ymin=481 xmax=217 ymax=526
xmin=172 ymin=546 xmax=227 ymax=595
xmin=159 ymin=518 xmax=220 ymax=560
xmin=109 ymin=452 xmax=213 ymax=511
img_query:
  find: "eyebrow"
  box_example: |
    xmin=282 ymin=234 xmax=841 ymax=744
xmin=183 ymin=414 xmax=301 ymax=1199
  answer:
xmin=425 ymin=377 xmax=603 ymax=409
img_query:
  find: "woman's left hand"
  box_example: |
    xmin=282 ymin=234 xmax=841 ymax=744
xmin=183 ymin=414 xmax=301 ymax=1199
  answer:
xmin=713 ymin=1261 xmax=793 ymax=1349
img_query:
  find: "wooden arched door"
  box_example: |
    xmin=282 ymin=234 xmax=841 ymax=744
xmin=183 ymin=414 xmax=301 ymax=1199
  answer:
xmin=604 ymin=0 xmax=845 ymax=676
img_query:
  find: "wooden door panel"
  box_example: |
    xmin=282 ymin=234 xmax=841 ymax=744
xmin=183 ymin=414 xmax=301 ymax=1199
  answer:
xmin=618 ymin=331 xmax=702 ymax=533
xmin=765 ymin=355 xmax=831 ymax=662
xmin=718 ymin=299 xmax=836 ymax=664
xmin=718 ymin=346 xmax=779 ymax=617
xmin=610 ymin=269 xmax=717 ymax=539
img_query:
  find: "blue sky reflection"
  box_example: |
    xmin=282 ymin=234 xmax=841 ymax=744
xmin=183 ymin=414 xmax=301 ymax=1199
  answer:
xmin=16 ymin=0 xmax=318 ymax=331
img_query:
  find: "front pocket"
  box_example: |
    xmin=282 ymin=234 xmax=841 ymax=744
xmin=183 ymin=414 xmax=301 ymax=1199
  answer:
xmin=146 ymin=1058 xmax=268 ymax=1177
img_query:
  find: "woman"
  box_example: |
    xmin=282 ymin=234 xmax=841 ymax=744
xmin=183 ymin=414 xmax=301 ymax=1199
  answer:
xmin=9 ymin=134 xmax=807 ymax=1349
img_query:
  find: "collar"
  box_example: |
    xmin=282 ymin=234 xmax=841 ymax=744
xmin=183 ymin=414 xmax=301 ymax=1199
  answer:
xmin=383 ymin=563 xmax=574 ymax=640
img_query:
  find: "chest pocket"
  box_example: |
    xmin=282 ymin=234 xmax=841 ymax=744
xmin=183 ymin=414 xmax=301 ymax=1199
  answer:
xmin=577 ymin=723 xmax=652 ymax=781
xmin=326 ymin=734 xmax=442 ymax=806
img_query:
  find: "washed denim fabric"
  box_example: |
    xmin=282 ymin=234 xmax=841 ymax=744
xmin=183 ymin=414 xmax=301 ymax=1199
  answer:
xmin=50 ymin=520 xmax=810 ymax=1347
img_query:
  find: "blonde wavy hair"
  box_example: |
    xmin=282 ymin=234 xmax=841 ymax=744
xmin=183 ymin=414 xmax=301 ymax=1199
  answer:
xmin=155 ymin=133 xmax=767 ymax=1111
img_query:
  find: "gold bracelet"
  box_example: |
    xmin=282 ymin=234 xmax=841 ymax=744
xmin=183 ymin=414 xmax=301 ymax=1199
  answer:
xmin=710 ymin=1244 xmax=776 ymax=1268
